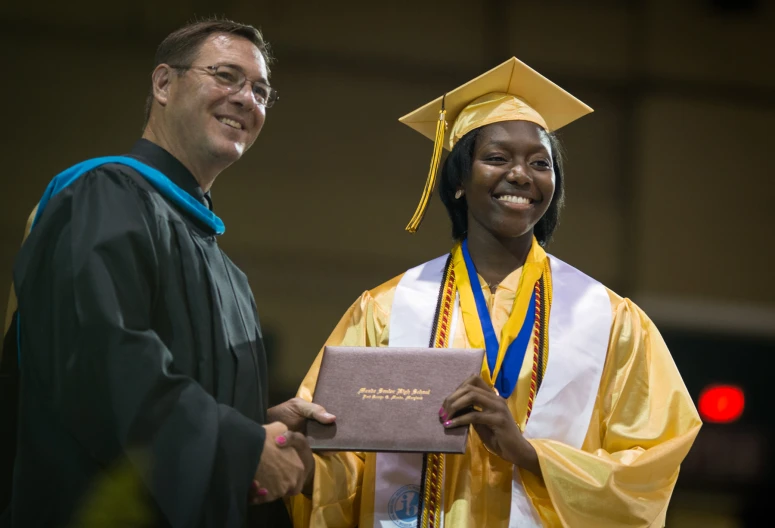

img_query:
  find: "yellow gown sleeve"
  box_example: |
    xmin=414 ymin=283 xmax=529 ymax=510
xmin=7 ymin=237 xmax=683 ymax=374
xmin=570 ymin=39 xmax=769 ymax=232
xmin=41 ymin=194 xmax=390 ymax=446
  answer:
xmin=289 ymin=279 xmax=397 ymax=528
xmin=521 ymin=294 xmax=702 ymax=527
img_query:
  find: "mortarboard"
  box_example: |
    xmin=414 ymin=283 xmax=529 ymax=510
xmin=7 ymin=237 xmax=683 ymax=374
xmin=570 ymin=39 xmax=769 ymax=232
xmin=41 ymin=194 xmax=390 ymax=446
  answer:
xmin=400 ymin=57 xmax=593 ymax=232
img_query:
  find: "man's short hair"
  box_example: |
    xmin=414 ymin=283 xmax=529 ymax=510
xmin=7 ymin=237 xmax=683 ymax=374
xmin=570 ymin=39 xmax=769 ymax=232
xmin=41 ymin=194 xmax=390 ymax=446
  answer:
xmin=143 ymin=18 xmax=273 ymax=127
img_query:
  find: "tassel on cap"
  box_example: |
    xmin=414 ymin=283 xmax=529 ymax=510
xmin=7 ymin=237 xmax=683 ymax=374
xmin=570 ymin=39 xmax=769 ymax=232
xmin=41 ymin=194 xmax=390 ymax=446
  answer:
xmin=405 ymin=95 xmax=447 ymax=233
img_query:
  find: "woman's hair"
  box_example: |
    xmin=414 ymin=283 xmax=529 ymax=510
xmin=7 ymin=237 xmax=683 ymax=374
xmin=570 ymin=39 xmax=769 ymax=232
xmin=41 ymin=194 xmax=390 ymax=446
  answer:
xmin=438 ymin=125 xmax=565 ymax=246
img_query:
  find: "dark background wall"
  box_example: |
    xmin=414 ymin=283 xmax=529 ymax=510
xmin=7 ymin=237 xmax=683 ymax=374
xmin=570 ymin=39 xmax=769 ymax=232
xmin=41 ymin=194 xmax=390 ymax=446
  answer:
xmin=1 ymin=1 xmax=773 ymax=525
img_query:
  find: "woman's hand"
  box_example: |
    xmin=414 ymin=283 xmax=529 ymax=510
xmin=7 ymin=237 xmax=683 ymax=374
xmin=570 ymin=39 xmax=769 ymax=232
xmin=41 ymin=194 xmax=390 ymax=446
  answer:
xmin=439 ymin=375 xmax=541 ymax=476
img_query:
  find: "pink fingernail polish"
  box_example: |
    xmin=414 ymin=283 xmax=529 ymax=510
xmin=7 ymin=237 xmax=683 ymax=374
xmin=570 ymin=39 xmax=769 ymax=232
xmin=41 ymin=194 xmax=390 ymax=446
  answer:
xmin=276 ymin=436 xmax=286 ymax=446
xmin=258 ymin=488 xmax=268 ymax=496
xmin=444 ymin=420 xmax=452 ymax=427
xmin=439 ymin=407 xmax=444 ymax=416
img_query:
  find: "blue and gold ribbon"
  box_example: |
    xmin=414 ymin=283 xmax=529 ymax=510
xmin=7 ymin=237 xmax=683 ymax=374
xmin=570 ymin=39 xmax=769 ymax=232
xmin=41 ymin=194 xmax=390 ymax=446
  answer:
xmin=452 ymin=237 xmax=547 ymax=398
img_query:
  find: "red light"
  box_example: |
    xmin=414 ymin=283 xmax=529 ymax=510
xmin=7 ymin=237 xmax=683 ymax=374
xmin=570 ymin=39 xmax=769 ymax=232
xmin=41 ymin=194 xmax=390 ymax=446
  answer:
xmin=698 ymin=385 xmax=744 ymax=423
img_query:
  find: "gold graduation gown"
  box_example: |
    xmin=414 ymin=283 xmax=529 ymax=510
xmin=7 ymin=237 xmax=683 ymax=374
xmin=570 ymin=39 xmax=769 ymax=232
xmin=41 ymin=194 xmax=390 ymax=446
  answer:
xmin=290 ymin=265 xmax=701 ymax=527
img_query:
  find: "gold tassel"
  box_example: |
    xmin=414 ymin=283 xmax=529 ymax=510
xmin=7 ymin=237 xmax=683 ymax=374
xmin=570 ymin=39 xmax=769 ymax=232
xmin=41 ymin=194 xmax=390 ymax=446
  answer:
xmin=405 ymin=97 xmax=447 ymax=233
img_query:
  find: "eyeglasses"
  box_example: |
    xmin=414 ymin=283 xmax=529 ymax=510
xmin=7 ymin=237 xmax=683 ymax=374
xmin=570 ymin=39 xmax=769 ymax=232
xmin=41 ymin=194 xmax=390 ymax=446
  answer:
xmin=171 ymin=64 xmax=278 ymax=108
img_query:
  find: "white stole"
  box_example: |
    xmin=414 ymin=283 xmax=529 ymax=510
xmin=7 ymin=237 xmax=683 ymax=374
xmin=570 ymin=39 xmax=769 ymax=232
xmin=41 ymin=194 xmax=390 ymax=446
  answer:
xmin=374 ymin=253 xmax=611 ymax=527
xmin=374 ymin=255 xmax=457 ymax=528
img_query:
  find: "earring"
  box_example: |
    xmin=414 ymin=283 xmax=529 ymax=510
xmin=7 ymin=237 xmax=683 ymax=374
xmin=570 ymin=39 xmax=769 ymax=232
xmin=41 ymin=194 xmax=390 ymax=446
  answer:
xmin=455 ymin=189 xmax=464 ymax=199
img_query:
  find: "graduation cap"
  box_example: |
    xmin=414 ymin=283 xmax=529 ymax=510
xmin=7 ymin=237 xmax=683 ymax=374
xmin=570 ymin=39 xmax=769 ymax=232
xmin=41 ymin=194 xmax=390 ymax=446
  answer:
xmin=399 ymin=57 xmax=593 ymax=233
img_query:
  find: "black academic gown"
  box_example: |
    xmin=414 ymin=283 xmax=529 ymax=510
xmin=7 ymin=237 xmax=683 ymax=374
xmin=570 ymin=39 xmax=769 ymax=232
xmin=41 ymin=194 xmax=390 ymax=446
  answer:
xmin=8 ymin=140 xmax=291 ymax=528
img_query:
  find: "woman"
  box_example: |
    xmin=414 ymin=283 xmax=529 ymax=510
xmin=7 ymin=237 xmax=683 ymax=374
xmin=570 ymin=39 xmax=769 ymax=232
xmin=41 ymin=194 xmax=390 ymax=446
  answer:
xmin=289 ymin=58 xmax=701 ymax=527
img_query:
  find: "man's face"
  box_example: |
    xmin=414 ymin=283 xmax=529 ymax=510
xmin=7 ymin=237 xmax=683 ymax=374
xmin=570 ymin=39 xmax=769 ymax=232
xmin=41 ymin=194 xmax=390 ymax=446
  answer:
xmin=165 ymin=34 xmax=268 ymax=167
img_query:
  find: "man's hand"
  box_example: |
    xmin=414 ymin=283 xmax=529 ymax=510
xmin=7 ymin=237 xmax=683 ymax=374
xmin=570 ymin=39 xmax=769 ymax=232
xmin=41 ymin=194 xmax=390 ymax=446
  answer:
xmin=250 ymin=424 xmax=316 ymax=504
xmin=266 ymin=397 xmax=336 ymax=433
xmin=251 ymin=398 xmax=334 ymax=503
xmin=250 ymin=422 xmax=306 ymax=503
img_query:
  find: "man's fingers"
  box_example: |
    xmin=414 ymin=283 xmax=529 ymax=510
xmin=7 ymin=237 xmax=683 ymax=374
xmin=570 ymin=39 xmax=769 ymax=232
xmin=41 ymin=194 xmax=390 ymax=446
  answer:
xmin=250 ymin=491 xmax=276 ymax=505
xmin=250 ymin=486 xmax=278 ymax=505
xmin=276 ymin=430 xmax=308 ymax=449
xmin=264 ymin=421 xmax=289 ymax=438
xmin=248 ymin=480 xmax=273 ymax=505
xmin=253 ymin=424 xmax=309 ymax=505
xmin=312 ymin=407 xmax=336 ymax=423
xmin=293 ymin=399 xmax=336 ymax=423
xmin=274 ymin=431 xmax=310 ymax=473
xmin=272 ymin=431 xmax=308 ymax=497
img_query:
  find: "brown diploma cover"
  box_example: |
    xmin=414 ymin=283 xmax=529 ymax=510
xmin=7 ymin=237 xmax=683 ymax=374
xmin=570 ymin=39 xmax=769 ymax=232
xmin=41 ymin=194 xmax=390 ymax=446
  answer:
xmin=307 ymin=346 xmax=485 ymax=453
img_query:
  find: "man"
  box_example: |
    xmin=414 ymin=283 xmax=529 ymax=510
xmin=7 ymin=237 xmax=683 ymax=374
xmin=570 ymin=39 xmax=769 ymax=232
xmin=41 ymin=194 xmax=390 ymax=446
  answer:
xmin=4 ymin=19 xmax=331 ymax=527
